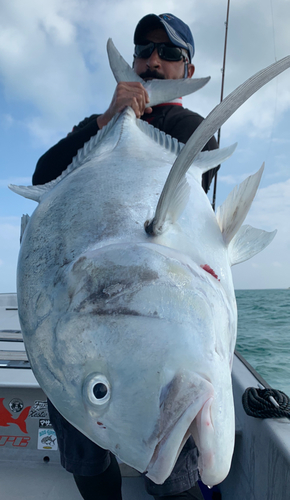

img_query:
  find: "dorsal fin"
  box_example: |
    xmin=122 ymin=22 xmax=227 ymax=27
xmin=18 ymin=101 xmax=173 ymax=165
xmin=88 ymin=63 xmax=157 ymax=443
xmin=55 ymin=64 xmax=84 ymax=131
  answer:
xmin=20 ymin=214 xmax=30 ymax=243
xmin=137 ymin=119 xmax=237 ymax=172
xmin=107 ymin=39 xmax=210 ymax=106
xmin=216 ymin=164 xmax=264 ymax=245
xmin=8 ymin=106 xmax=235 ymax=204
xmin=136 ymin=118 xmax=182 ymax=155
xmin=188 ymin=143 xmax=237 ymax=179
xmin=145 ymin=56 xmax=290 ymax=235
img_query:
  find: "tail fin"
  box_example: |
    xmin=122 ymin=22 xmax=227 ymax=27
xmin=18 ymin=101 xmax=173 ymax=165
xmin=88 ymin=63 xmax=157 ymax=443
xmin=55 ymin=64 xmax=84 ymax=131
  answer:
xmin=107 ymin=39 xmax=210 ymax=107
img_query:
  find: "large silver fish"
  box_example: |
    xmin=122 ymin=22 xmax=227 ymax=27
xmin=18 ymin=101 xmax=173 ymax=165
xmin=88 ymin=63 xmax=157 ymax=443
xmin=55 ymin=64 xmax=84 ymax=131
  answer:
xmin=10 ymin=42 xmax=290 ymax=486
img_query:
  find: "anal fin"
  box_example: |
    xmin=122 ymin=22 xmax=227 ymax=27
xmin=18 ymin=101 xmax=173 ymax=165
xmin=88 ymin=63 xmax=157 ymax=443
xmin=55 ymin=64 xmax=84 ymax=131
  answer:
xmin=216 ymin=164 xmax=264 ymax=245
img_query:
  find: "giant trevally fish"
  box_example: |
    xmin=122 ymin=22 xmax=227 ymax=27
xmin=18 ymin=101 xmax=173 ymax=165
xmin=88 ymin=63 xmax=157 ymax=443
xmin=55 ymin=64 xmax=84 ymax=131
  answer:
xmin=9 ymin=41 xmax=290 ymax=486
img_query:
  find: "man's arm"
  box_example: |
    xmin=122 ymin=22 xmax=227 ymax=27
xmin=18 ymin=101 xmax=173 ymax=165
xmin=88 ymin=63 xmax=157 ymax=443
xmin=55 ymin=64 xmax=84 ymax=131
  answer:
xmin=32 ymin=82 xmax=151 ymax=186
xmin=32 ymin=116 xmax=100 ymax=185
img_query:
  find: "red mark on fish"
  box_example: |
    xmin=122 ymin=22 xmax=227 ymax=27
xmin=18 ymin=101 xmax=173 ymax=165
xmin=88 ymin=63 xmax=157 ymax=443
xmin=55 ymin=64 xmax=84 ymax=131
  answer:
xmin=0 ymin=398 xmax=31 ymax=434
xmin=201 ymin=265 xmax=220 ymax=281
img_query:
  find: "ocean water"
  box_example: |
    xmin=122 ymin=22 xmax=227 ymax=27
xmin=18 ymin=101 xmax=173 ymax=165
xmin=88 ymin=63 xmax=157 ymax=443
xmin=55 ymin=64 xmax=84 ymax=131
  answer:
xmin=235 ymin=289 xmax=290 ymax=396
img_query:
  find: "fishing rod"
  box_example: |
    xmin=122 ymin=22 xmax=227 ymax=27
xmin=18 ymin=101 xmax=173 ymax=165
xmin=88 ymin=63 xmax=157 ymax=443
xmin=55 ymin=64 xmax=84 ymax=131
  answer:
xmin=212 ymin=0 xmax=231 ymax=211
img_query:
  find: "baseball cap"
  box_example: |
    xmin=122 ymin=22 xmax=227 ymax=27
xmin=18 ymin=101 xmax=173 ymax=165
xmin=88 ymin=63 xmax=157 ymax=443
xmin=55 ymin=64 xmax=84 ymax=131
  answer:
xmin=134 ymin=13 xmax=195 ymax=62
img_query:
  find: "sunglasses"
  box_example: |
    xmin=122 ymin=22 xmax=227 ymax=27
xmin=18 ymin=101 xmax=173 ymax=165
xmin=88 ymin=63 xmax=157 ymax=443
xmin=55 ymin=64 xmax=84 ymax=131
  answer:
xmin=134 ymin=42 xmax=188 ymax=62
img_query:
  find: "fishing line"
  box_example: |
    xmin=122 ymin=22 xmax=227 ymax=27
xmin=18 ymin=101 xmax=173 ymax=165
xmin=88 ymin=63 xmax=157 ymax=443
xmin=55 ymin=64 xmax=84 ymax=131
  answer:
xmin=212 ymin=0 xmax=279 ymax=210
xmin=212 ymin=0 xmax=231 ymax=212
xmin=265 ymin=0 xmax=278 ymax=160
xmin=270 ymin=0 xmax=277 ymax=63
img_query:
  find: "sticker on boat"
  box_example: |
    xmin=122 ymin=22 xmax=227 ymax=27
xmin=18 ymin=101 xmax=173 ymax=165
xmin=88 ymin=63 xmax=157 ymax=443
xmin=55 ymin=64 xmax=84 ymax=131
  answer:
xmin=29 ymin=400 xmax=49 ymax=419
xmin=8 ymin=399 xmax=24 ymax=413
xmin=0 ymin=435 xmax=30 ymax=447
xmin=38 ymin=419 xmax=57 ymax=451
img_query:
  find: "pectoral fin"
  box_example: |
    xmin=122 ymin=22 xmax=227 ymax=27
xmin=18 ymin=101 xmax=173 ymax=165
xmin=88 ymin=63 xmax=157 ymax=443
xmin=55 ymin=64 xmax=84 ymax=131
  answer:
xmin=9 ymin=184 xmax=50 ymax=202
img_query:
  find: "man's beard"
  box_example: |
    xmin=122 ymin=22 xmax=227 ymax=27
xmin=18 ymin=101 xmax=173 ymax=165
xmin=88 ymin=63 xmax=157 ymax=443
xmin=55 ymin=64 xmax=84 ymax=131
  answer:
xmin=139 ymin=69 xmax=165 ymax=80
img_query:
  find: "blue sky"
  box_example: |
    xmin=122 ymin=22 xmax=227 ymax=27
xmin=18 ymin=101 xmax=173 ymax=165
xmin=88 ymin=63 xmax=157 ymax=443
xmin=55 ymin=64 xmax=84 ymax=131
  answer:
xmin=1 ymin=0 xmax=290 ymax=292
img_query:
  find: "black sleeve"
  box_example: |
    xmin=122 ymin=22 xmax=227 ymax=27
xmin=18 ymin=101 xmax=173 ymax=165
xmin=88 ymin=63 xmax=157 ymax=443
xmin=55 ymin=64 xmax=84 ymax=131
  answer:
xmin=168 ymin=111 xmax=219 ymax=194
xmin=32 ymin=115 xmax=100 ymax=185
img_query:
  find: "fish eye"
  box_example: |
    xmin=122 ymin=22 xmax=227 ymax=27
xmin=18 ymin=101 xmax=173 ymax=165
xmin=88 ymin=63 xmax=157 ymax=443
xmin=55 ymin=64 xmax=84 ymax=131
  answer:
xmin=83 ymin=374 xmax=111 ymax=406
xmin=93 ymin=383 xmax=108 ymax=399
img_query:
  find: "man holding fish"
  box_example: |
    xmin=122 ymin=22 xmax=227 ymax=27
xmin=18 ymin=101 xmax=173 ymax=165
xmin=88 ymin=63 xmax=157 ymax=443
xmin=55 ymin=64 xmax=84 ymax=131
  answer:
xmin=33 ymin=13 xmax=218 ymax=500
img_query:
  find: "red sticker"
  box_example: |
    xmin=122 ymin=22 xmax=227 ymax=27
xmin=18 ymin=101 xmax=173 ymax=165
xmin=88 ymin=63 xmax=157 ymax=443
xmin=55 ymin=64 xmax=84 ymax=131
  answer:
xmin=0 ymin=398 xmax=31 ymax=434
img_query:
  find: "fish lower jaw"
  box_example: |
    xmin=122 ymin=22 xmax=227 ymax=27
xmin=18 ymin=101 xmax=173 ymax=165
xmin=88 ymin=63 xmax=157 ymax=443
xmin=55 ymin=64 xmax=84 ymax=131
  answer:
xmin=145 ymin=397 xmax=210 ymax=485
xmin=190 ymin=397 xmax=233 ymax=487
xmin=145 ymin=426 xmax=191 ymax=484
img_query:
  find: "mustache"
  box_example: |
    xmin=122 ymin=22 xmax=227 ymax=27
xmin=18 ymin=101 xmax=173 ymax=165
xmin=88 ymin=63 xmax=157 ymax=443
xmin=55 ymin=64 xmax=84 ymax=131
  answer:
xmin=139 ymin=70 xmax=165 ymax=80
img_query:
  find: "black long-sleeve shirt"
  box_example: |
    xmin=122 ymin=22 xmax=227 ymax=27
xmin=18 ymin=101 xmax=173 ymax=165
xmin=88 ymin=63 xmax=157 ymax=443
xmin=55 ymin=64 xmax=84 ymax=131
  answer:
xmin=32 ymin=104 xmax=218 ymax=193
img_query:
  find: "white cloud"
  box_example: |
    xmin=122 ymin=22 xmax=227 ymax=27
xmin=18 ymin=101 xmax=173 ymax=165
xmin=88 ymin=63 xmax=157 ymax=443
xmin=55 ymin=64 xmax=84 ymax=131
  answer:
xmin=218 ymin=173 xmax=252 ymax=186
xmin=0 ymin=0 xmax=95 ymax=141
xmin=26 ymin=117 xmax=64 ymax=148
xmin=246 ymin=178 xmax=290 ymax=229
xmin=1 ymin=0 xmax=290 ymax=145
xmin=0 ymin=217 xmax=20 ymax=240
xmin=189 ymin=0 xmax=290 ymax=140
xmin=0 ymin=113 xmax=14 ymax=129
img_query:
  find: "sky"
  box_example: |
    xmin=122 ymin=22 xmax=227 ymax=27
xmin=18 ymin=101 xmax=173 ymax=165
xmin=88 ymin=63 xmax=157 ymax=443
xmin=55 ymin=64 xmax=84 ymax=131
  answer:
xmin=0 ymin=0 xmax=290 ymax=292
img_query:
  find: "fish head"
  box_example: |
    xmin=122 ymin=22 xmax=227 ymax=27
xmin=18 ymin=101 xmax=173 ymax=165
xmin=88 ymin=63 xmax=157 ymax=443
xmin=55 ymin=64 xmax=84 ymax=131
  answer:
xmin=40 ymin=242 xmax=236 ymax=485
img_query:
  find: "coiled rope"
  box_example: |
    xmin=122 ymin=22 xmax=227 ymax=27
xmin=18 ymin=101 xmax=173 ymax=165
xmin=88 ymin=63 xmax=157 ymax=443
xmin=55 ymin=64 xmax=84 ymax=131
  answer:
xmin=242 ymin=387 xmax=290 ymax=419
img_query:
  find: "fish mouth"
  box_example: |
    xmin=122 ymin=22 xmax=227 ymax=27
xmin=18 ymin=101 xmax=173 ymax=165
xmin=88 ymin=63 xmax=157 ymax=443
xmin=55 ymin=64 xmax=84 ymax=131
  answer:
xmin=145 ymin=396 xmax=212 ymax=484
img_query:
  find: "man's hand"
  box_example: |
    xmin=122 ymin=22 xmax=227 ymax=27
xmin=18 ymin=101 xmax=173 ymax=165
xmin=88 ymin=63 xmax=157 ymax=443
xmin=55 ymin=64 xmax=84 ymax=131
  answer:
xmin=97 ymin=82 xmax=152 ymax=129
